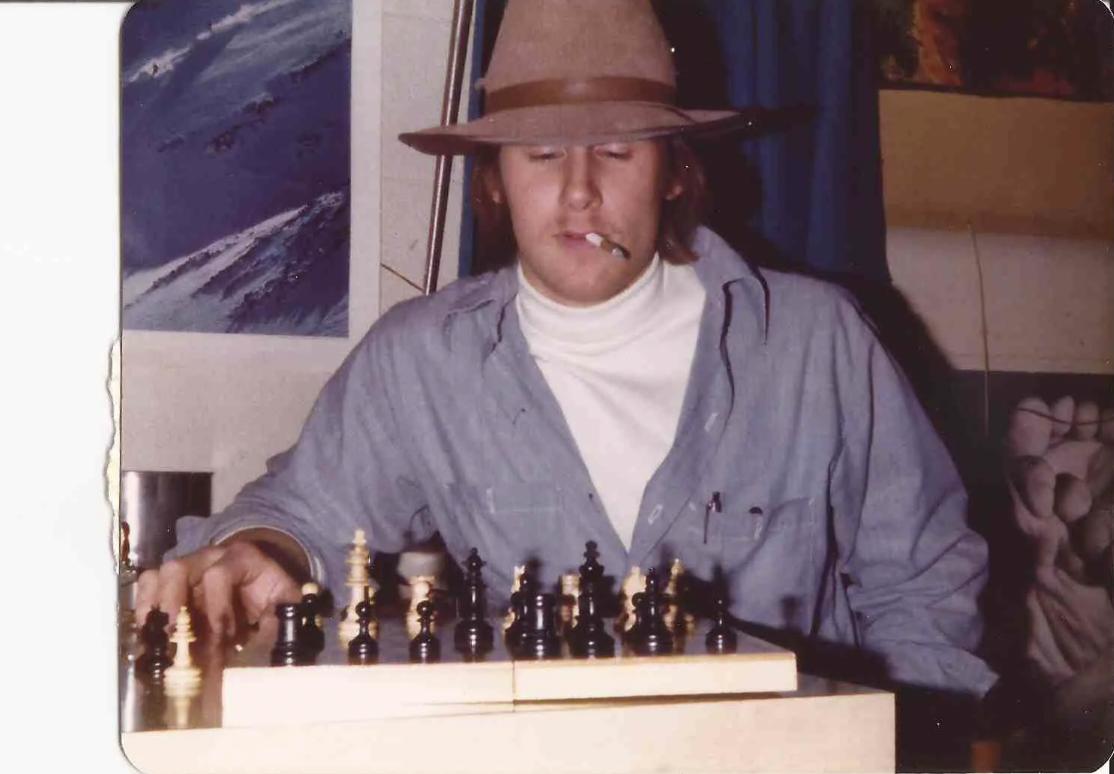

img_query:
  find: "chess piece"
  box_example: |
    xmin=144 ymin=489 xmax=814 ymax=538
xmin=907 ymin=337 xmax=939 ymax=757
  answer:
xmin=504 ymin=566 xmax=536 ymax=651
xmin=136 ymin=607 xmax=172 ymax=679
xmin=120 ymin=521 xmax=136 ymax=574
xmin=270 ymin=602 xmax=304 ymax=666
xmin=502 ymin=564 xmax=526 ymax=634
xmin=454 ymin=548 xmax=494 ymax=659
xmin=558 ymin=572 xmax=580 ymax=632
xmin=338 ymin=529 xmax=373 ymax=644
xmin=406 ymin=575 xmax=436 ymax=638
xmin=617 ymin=566 xmax=646 ymax=632
xmin=408 ymin=600 xmax=441 ymax=663
xmin=299 ymin=582 xmax=325 ymax=661
xmin=516 ymin=590 xmax=563 ymax=660
xmin=338 ymin=530 xmax=372 ymax=639
xmin=163 ymin=606 xmax=202 ymax=729
xmin=347 ymin=587 xmax=379 ymax=664
xmin=568 ymin=542 xmax=616 ymax=658
xmin=627 ymin=568 xmax=674 ymax=656
xmin=117 ymin=522 xmax=141 ymax=661
xmin=705 ymin=593 xmax=738 ymax=654
xmin=164 ymin=606 xmax=202 ymax=689
xmin=663 ymin=558 xmax=694 ymax=631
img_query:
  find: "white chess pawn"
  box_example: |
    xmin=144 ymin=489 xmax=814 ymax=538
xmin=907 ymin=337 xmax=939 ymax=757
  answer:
xmin=339 ymin=529 xmax=374 ymax=644
xmin=559 ymin=572 xmax=580 ymax=627
xmin=619 ymin=566 xmax=646 ymax=632
xmin=164 ymin=606 xmax=202 ymax=694
xmin=406 ymin=575 xmax=436 ymax=638
xmin=301 ymin=581 xmax=324 ymax=627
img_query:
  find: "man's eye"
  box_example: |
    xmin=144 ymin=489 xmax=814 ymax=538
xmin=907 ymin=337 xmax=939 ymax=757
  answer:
xmin=527 ymin=148 xmax=562 ymax=161
xmin=597 ymin=146 xmax=632 ymax=160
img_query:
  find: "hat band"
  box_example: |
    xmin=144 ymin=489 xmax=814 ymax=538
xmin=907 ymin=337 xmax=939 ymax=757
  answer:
xmin=485 ymin=76 xmax=676 ymax=114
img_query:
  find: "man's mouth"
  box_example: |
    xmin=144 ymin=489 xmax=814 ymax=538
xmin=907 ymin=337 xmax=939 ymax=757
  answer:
xmin=557 ymin=231 xmax=629 ymax=259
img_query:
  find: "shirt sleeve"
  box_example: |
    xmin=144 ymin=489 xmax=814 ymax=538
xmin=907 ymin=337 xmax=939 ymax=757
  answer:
xmin=165 ymin=322 xmax=431 ymax=607
xmin=829 ymin=298 xmax=999 ymax=698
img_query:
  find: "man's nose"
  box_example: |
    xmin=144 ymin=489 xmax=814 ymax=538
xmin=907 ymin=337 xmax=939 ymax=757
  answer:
xmin=559 ymin=149 xmax=601 ymax=210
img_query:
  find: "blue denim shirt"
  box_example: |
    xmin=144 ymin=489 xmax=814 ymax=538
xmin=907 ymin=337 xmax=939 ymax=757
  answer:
xmin=172 ymin=226 xmax=998 ymax=696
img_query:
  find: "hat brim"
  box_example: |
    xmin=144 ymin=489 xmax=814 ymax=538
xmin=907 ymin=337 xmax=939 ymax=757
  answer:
xmin=398 ymin=103 xmax=810 ymax=156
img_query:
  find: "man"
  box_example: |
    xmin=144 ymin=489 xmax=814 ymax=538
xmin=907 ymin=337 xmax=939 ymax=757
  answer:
xmin=136 ymin=0 xmax=996 ymax=701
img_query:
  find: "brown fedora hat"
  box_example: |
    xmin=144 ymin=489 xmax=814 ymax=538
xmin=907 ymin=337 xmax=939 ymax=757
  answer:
xmin=399 ymin=0 xmax=795 ymax=155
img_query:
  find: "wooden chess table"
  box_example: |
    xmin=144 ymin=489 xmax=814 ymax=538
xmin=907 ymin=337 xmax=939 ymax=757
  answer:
xmin=120 ymin=606 xmax=894 ymax=773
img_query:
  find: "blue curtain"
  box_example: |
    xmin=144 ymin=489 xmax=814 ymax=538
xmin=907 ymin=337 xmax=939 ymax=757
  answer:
xmin=460 ymin=0 xmax=888 ymax=282
xmin=696 ymin=0 xmax=888 ymax=281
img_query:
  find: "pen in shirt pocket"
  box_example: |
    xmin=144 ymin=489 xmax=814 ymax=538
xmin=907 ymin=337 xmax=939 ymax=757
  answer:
xmin=703 ymin=491 xmax=722 ymax=544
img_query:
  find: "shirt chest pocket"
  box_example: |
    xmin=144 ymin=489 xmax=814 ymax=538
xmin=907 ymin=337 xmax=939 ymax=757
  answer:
xmin=717 ymin=495 xmax=820 ymax=543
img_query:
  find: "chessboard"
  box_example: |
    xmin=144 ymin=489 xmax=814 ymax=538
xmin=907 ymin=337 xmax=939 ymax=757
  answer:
xmin=119 ymin=536 xmax=895 ymax=773
xmin=217 ymin=598 xmax=797 ymax=728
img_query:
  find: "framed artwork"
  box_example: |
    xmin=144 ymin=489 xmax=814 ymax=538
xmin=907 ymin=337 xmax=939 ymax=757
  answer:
xmin=121 ymin=0 xmax=352 ymax=336
xmin=876 ymin=0 xmax=1114 ymax=101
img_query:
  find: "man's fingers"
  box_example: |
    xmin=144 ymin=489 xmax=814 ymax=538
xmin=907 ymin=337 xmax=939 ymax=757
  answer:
xmin=196 ymin=560 xmax=239 ymax=641
xmin=132 ymin=547 xmax=226 ymax=629
xmin=209 ymin=541 xmax=301 ymax=629
xmin=134 ymin=567 xmax=160 ymax=625
xmin=152 ymin=559 xmax=191 ymax=628
xmin=130 ymin=542 xmax=304 ymax=645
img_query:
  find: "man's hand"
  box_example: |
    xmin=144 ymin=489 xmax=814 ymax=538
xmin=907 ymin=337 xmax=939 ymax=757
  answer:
xmin=134 ymin=535 xmax=306 ymax=642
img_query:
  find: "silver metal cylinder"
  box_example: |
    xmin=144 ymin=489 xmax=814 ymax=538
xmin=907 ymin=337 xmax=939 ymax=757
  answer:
xmin=120 ymin=470 xmax=212 ymax=569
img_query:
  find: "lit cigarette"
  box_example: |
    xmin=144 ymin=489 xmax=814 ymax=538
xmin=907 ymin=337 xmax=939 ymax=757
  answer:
xmin=585 ymin=232 xmax=629 ymax=260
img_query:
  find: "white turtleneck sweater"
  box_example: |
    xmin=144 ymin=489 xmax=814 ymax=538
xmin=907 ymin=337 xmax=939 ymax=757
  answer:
xmin=515 ymin=255 xmax=706 ymax=549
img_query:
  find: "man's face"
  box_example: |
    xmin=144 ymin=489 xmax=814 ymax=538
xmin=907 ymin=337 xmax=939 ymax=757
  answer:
xmin=497 ymin=140 xmax=679 ymax=307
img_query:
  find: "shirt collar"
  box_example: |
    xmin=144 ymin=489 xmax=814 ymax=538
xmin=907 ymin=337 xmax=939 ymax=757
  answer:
xmin=688 ymin=226 xmax=771 ymax=344
xmin=440 ymin=225 xmax=771 ymax=352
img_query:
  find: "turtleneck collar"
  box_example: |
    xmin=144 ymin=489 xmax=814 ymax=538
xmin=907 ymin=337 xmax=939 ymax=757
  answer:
xmin=515 ymin=254 xmax=665 ymax=350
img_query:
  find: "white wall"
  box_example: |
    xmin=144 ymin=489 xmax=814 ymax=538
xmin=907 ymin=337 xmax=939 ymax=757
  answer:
xmin=121 ymin=1 xmax=470 ymax=511
xmin=880 ymin=91 xmax=1114 ymax=378
xmin=379 ymin=0 xmax=468 ymax=309
xmin=887 ymin=227 xmax=1114 ymax=376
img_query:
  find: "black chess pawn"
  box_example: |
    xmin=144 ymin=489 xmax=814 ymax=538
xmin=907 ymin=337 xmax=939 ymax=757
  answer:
xmin=568 ymin=542 xmax=615 ymax=658
xmin=627 ymin=568 xmax=674 ymax=656
xmin=409 ymin=600 xmax=441 ymax=663
xmin=515 ymin=590 xmax=563 ymax=660
xmin=705 ymin=593 xmax=738 ymax=654
xmin=347 ymin=589 xmax=379 ymax=664
xmin=504 ymin=568 xmax=536 ymax=652
xmin=298 ymin=586 xmax=326 ymax=661
xmin=580 ymin=541 xmax=604 ymax=579
xmin=270 ymin=602 xmax=304 ymax=666
xmin=454 ymin=548 xmax=494 ymax=659
xmin=136 ymin=607 xmax=172 ymax=679
xmin=568 ymin=585 xmax=616 ymax=658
